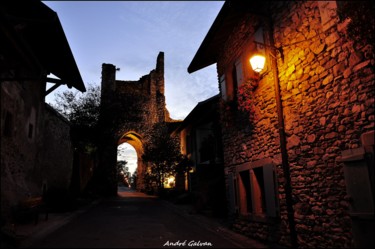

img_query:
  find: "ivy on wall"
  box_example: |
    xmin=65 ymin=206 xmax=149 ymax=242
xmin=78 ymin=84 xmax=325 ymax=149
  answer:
xmin=237 ymin=78 xmax=258 ymax=122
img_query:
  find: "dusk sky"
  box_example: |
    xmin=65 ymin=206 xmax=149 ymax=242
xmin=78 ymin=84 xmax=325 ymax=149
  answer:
xmin=43 ymin=1 xmax=224 ymax=174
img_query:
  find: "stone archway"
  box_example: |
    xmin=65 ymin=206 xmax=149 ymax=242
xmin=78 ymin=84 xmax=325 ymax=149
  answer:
xmin=96 ymin=52 xmax=178 ymax=196
xmin=118 ymin=131 xmax=146 ymax=191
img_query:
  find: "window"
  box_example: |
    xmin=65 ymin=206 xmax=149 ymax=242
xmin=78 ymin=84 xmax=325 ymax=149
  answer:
xmin=228 ymin=172 xmax=238 ymax=214
xmin=3 ymin=111 xmax=13 ymax=137
xmin=252 ymin=167 xmax=266 ymax=214
xmin=186 ymin=134 xmax=191 ymax=155
xmin=232 ymin=59 xmax=245 ymax=103
xmin=196 ymin=127 xmax=213 ymax=164
xmin=232 ymin=159 xmax=278 ymax=217
xmin=238 ymin=170 xmax=253 ymax=214
xmin=221 ymin=58 xmax=244 ymax=102
xmin=198 ymin=134 xmax=215 ymax=163
xmin=28 ymin=123 xmax=34 ymax=139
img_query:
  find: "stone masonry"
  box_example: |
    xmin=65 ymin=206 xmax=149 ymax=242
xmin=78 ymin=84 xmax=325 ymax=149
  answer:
xmin=1 ymin=78 xmax=73 ymax=222
xmin=215 ymin=1 xmax=374 ymax=248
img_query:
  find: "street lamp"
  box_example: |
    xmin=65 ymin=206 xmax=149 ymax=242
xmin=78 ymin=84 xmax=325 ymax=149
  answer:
xmin=249 ymin=54 xmax=266 ymax=73
xmin=249 ymin=41 xmax=284 ymax=73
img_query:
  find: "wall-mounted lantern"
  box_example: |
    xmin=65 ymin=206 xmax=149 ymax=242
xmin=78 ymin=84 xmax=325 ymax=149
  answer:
xmin=249 ymin=41 xmax=284 ymax=73
xmin=249 ymin=53 xmax=266 ymax=73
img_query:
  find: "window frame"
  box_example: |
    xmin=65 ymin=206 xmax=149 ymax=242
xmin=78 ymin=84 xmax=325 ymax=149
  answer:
xmin=233 ymin=158 xmax=279 ymax=219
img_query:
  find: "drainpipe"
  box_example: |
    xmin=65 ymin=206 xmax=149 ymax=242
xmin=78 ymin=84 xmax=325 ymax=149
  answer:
xmin=265 ymin=11 xmax=299 ymax=249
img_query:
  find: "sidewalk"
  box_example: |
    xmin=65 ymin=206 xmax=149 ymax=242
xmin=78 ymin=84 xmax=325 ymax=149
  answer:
xmin=0 ymin=199 xmax=100 ymax=248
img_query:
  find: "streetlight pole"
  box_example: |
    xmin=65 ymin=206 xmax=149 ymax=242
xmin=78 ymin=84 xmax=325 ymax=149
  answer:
xmin=265 ymin=14 xmax=298 ymax=249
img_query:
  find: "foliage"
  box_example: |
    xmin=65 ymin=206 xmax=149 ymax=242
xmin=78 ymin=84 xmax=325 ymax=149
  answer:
xmin=141 ymin=122 xmax=183 ymax=191
xmin=338 ymin=1 xmax=374 ymax=47
xmin=236 ymin=79 xmax=257 ymax=121
xmin=117 ymin=160 xmax=129 ymax=186
xmin=52 ymin=84 xmax=101 ymax=128
xmin=131 ymin=169 xmax=137 ymax=189
xmin=51 ymin=84 xmax=101 ymax=154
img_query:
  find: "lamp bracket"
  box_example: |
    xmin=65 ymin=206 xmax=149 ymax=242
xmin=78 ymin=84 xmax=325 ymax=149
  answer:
xmin=254 ymin=41 xmax=284 ymax=62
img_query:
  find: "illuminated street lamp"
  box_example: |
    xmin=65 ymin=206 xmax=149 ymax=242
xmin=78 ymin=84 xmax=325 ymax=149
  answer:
xmin=249 ymin=54 xmax=266 ymax=73
xmin=249 ymin=41 xmax=284 ymax=73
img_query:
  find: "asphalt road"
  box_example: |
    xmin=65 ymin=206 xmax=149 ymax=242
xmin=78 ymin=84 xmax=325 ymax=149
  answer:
xmin=27 ymin=188 xmax=268 ymax=248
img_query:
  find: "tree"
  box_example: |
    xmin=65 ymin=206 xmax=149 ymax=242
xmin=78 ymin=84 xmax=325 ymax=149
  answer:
xmin=52 ymin=84 xmax=101 ymax=128
xmin=51 ymin=84 xmax=101 ymax=154
xmin=142 ymin=122 xmax=183 ymax=192
xmin=131 ymin=169 xmax=137 ymax=189
xmin=117 ymin=160 xmax=129 ymax=186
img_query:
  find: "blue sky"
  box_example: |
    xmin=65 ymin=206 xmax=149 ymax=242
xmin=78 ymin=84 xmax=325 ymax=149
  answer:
xmin=44 ymin=1 xmax=223 ymax=119
xmin=43 ymin=1 xmax=224 ymax=174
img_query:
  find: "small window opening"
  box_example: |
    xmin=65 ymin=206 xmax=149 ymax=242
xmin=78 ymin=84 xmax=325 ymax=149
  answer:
xmin=4 ymin=111 xmax=13 ymax=137
xmin=28 ymin=123 xmax=33 ymax=138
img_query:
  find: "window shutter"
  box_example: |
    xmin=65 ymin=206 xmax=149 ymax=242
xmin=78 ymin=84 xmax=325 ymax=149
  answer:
xmin=341 ymin=147 xmax=374 ymax=215
xmin=263 ymin=163 xmax=278 ymax=217
xmin=235 ymin=60 xmax=243 ymax=87
xmin=220 ymin=74 xmax=227 ymax=100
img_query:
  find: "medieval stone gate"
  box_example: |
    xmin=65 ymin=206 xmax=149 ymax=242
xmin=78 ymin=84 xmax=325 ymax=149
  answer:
xmin=97 ymin=52 xmax=174 ymax=195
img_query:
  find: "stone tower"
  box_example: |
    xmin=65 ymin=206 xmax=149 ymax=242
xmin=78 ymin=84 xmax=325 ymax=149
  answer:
xmin=97 ymin=52 xmax=172 ymax=195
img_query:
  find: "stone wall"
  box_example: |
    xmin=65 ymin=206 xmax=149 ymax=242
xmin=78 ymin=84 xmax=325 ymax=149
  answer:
xmin=274 ymin=1 xmax=373 ymax=247
xmin=1 ymin=80 xmax=74 ymax=222
xmin=216 ymin=1 xmax=374 ymax=248
xmin=36 ymin=104 xmax=73 ymax=194
xmin=1 ymin=79 xmax=45 ymax=220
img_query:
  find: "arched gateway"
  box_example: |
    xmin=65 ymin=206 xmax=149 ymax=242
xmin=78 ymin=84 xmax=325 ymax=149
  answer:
xmin=97 ymin=52 xmax=177 ymax=195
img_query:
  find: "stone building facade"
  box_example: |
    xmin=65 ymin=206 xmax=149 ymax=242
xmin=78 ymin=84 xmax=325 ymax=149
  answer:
xmin=98 ymin=52 xmax=177 ymax=195
xmin=188 ymin=1 xmax=374 ymax=248
xmin=1 ymin=1 xmax=85 ymax=224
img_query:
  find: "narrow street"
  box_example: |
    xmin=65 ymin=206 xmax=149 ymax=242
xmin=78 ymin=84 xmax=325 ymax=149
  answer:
xmin=25 ymin=188 xmax=268 ymax=248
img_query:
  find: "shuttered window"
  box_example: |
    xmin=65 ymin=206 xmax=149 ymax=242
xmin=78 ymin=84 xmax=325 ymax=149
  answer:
xmin=232 ymin=159 xmax=279 ymax=217
xmin=235 ymin=59 xmax=244 ymax=87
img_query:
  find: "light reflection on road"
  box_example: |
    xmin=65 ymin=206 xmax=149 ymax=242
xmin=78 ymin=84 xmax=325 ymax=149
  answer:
xmin=117 ymin=186 xmax=157 ymax=198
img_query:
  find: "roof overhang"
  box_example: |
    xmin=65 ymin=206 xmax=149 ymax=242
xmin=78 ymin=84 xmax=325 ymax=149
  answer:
xmin=187 ymin=1 xmax=267 ymax=74
xmin=176 ymin=94 xmax=220 ymax=132
xmin=0 ymin=0 xmax=86 ymax=92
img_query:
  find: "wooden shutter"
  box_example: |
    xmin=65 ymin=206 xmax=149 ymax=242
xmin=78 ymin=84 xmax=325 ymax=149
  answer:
xmin=235 ymin=60 xmax=243 ymax=87
xmin=219 ymin=74 xmax=227 ymax=100
xmin=263 ymin=163 xmax=278 ymax=217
